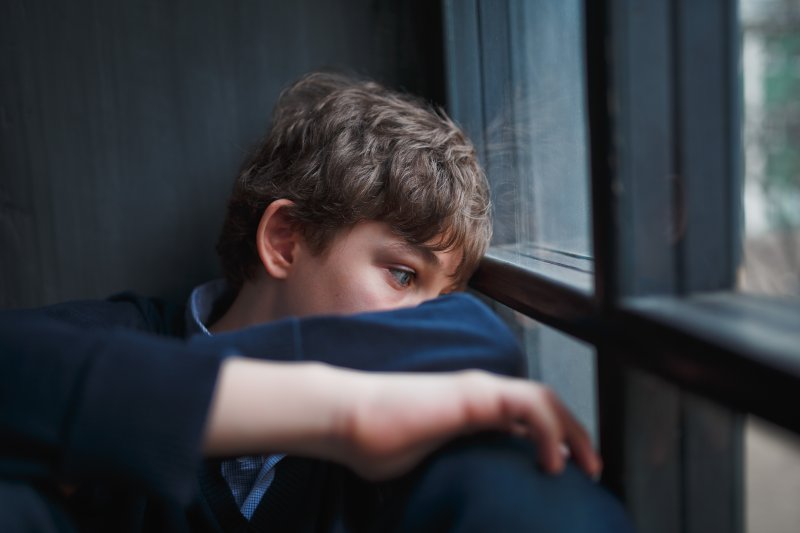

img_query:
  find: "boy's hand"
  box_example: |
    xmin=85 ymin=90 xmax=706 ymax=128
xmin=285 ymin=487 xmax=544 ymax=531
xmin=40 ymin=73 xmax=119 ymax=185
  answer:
xmin=204 ymin=359 xmax=601 ymax=481
xmin=331 ymin=369 xmax=601 ymax=481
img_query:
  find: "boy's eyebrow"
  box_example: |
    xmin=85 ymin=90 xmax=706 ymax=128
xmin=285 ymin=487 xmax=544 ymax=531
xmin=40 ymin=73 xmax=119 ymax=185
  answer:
xmin=385 ymin=241 xmax=441 ymax=268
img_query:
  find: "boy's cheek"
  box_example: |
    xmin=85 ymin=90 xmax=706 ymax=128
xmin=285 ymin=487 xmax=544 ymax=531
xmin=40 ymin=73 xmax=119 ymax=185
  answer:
xmin=285 ymin=270 xmax=400 ymax=317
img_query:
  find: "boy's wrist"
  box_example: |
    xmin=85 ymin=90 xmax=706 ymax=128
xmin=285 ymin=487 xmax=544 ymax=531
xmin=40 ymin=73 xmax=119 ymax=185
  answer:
xmin=306 ymin=363 xmax=372 ymax=465
xmin=295 ymin=362 xmax=354 ymax=460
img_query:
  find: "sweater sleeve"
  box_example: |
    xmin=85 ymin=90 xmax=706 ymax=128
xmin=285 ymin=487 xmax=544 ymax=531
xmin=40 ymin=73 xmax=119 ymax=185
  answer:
xmin=0 ymin=292 xmax=522 ymax=504
xmin=192 ymin=293 xmax=526 ymax=377
xmin=0 ymin=311 xmax=223 ymax=504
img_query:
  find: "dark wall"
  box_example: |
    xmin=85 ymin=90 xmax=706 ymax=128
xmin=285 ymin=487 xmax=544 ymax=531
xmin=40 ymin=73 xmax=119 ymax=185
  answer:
xmin=0 ymin=0 xmax=444 ymax=307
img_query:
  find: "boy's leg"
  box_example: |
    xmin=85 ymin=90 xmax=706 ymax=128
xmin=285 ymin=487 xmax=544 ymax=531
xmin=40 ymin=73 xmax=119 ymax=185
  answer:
xmin=237 ymin=434 xmax=632 ymax=533
xmin=371 ymin=433 xmax=634 ymax=533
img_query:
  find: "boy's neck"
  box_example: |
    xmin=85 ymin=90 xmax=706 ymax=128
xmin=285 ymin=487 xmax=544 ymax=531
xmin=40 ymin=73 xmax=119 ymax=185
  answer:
xmin=209 ymin=279 xmax=282 ymax=334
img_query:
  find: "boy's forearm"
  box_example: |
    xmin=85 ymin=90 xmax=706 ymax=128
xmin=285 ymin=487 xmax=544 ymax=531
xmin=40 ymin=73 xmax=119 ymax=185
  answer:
xmin=203 ymin=358 xmax=602 ymax=481
xmin=203 ymin=358 xmax=347 ymax=459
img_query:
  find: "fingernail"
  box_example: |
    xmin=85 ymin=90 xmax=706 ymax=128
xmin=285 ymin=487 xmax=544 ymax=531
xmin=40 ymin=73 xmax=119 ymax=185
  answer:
xmin=591 ymin=461 xmax=603 ymax=482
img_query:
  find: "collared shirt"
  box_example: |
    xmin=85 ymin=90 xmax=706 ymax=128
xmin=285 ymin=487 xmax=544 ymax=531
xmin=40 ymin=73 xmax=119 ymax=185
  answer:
xmin=186 ymin=279 xmax=286 ymax=520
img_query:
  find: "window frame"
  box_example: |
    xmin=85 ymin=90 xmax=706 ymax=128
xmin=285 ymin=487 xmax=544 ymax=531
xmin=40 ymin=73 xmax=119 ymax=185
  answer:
xmin=446 ymin=0 xmax=800 ymax=530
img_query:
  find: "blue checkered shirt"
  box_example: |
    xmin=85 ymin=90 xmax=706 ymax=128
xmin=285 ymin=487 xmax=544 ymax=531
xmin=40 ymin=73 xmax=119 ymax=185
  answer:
xmin=186 ymin=280 xmax=286 ymax=520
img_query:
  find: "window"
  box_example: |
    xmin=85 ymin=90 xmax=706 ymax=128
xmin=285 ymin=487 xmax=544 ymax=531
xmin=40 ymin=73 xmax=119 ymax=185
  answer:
xmin=740 ymin=0 xmax=800 ymax=297
xmin=445 ymin=0 xmax=592 ymax=292
xmin=444 ymin=0 xmax=597 ymax=450
xmin=739 ymin=2 xmax=800 ymax=531
xmin=445 ymin=1 xmax=800 ymax=531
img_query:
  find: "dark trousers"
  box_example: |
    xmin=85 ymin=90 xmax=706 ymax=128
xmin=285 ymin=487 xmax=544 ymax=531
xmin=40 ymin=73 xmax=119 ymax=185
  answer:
xmin=261 ymin=433 xmax=634 ymax=533
xmin=0 ymin=481 xmax=76 ymax=533
xmin=380 ymin=433 xmax=633 ymax=532
xmin=1 ymin=434 xmax=633 ymax=532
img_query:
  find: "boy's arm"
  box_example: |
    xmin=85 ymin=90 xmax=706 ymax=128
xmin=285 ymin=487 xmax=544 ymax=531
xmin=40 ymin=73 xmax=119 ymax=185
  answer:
xmin=194 ymin=293 xmax=526 ymax=377
xmin=0 ymin=293 xmax=591 ymax=504
xmin=206 ymin=358 xmax=601 ymax=480
xmin=0 ymin=313 xmax=222 ymax=505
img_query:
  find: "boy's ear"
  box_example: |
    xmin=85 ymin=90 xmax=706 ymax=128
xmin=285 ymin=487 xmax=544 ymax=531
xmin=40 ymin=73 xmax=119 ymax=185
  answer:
xmin=255 ymin=199 xmax=302 ymax=280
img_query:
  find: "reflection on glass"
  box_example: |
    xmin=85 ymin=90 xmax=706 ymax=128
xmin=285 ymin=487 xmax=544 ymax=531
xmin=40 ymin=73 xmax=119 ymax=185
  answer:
xmin=740 ymin=0 xmax=800 ymax=296
xmin=481 ymin=1 xmax=593 ymax=291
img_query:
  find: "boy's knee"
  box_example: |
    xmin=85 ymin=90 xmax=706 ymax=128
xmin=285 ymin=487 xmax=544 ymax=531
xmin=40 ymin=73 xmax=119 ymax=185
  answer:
xmin=394 ymin=433 xmax=633 ymax=533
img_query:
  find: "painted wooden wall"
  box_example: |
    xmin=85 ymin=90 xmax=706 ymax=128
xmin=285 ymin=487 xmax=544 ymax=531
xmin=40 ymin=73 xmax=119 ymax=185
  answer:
xmin=0 ymin=0 xmax=444 ymax=307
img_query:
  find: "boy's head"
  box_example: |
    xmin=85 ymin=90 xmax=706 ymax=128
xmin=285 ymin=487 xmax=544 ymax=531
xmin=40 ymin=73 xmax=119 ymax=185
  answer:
xmin=216 ymin=72 xmax=490 ymax=317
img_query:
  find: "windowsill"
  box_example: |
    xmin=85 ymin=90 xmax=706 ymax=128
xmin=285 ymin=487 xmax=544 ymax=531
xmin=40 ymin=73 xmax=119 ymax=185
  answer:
xmin=622 ymin=292 xmax=800 ymax=380
xmin=611 ymin=292 xmax=800 ymax=434
xmin=486 ymin=242 xmax=593 ymax=293
xmin=471 ymin=250 xmax=800 ymax=434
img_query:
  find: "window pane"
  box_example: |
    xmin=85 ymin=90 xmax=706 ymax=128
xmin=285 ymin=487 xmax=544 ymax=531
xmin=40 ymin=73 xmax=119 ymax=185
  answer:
xmin=739 ymin=0 xmax=800 ymax=297
xmin=615 ymin=371 xmax=744 ymax=533
xmin=445 ymin=0 xmax=592 ymax=291
xmin=491 ymin=301 xmax=598 ymax=444
xmin=746 ymin=416 xmax=800 ymax=533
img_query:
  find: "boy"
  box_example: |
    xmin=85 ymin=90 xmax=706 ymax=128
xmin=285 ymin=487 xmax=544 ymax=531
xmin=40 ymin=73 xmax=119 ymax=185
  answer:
xmin=0 ymin=72 xmax=630 ymax=532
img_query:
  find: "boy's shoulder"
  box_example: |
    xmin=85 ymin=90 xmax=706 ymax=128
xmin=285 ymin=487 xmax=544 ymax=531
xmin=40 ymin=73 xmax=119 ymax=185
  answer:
xmin=3 ymin=292 xmax=187 ymax=337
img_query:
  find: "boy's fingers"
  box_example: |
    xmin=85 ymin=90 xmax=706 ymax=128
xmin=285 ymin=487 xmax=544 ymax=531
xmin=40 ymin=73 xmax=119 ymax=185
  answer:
xmin=510 ymin=381 xmax=601 ymax=476
xmin=551 ymin=393 xmax=603 ymax=477
xmin=563 ymin=412 xmax=602 ymax=476
xmin=514 ymin=384 xmax=566 ymax=474
xmin=462 ymin=373 xmax=600 ymax=477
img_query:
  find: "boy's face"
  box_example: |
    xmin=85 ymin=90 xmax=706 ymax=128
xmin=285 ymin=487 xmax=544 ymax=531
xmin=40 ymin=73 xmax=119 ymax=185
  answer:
xmin=283 ymin=221 xmax=462 ymax=318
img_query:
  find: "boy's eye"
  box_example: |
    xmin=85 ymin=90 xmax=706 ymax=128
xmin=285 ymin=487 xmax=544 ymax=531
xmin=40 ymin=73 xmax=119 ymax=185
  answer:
xmin=388 ymin=267 xmax=416 ymax=288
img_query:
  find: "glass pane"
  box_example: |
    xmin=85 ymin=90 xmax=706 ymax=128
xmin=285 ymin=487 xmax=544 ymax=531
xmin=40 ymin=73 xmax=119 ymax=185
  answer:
xmin=445 ymin=0 xmax=592 ymax=291
xmin=620 ymin=372 xmax=743 ymax=533
xmin=736 ymin=5 xmax=800 ymax=528
xmin=746 ymin=416 xmax=800 ymax=533
xmin=491 ymin=301 xmax=598 ymax=444
xmin=739 ymin=0 xmax=800 ymax=297
xmin=500 ymin=0 xmax=591 ymax=252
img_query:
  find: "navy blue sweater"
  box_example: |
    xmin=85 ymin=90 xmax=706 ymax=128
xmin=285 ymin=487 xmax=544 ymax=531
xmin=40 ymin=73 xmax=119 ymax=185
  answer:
xmin=0 ymin=292 xmax=524 ymax=531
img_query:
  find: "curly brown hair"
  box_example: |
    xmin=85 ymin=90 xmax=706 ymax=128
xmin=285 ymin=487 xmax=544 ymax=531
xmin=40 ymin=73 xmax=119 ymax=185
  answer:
xmin=217 ymin=71 xmax=491 ymax=290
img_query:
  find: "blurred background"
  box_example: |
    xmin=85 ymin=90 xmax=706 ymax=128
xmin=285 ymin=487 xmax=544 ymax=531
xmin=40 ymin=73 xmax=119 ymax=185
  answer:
xmin=739 ymin=2 xmax=800 ymax=532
